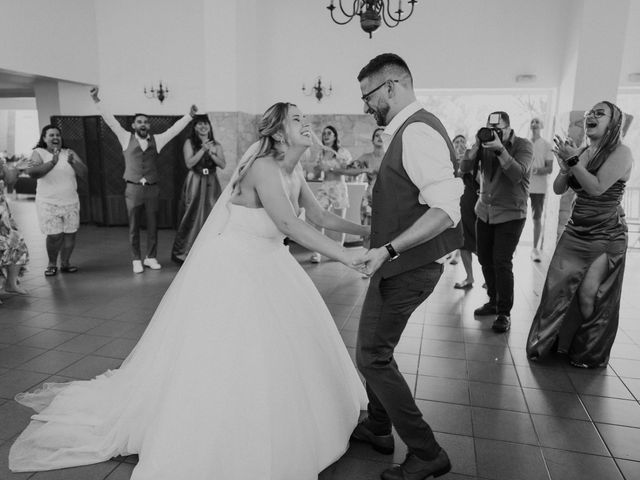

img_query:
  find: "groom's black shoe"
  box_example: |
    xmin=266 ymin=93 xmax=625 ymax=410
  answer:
xmin=381 ymin=449 xmax=451 ymax=480
xmin=350 ymin=420 xmax=394 ymax=454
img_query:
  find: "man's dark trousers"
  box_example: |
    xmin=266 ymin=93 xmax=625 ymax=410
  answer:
xmin=125 ymin=183 xmax=159 ymax=260
xmin=356 ymin=262 xmax=443 ymax=460
xmin=476 ymin=218 xmax=526 ymax=315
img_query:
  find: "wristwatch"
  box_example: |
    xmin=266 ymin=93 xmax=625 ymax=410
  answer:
xmin=384 ymin=243 xmax=400 ymax=261
xmin=566 ymin=155 xmax=579 ymax=167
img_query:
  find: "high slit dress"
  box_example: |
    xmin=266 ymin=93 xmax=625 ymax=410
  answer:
xmin=526 ymin=177 xmax=627 ymax=367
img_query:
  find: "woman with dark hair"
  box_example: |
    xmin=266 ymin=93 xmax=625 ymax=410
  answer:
xmin=171 ymin=114 xmax=225 ymax=262
xmin=452 ymin=134 xmax=479 ymax=289
xmin=0 ymin=158 xmax=29 ymax=301
xmin=11 ymin=102 xmax=368 ymax=479
xmin=527 ymin=101 xmax=633 ymax=369
xmin=22 ymin=125 xmax=87 ymax=277
xmin=310 ymin=125 xmax=353 ymax=263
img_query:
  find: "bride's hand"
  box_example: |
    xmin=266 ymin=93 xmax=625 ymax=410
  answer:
xmin=342 ymin=248 xmax=368 ymax=275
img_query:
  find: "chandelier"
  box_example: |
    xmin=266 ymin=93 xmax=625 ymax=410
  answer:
xmin=144 ymin=81 xmax=169 ymax=103
xmin=302 ymin=77 xmax=332 ymax=102
xmin=327 ymin=0 xmax=417 ymax=38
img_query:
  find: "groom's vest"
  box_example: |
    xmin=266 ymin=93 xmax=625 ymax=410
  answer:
xmin=122 ymin=134 xmax=160 ymax=184
xmin=370 ymin=109 xmax=462 ymax=278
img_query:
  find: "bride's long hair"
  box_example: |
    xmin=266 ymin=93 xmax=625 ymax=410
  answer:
xmin=232 ymin=102 xmax=295 ymax=191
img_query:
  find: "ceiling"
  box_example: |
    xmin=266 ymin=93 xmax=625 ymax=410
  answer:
xmin=0 ymin=69 xmax=38 ymax=98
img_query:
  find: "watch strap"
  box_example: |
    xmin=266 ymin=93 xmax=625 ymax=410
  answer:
xmin=384 ymin=242 xmax=400 ymax=261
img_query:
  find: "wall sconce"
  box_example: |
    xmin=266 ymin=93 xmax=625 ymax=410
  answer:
xmin=144 ymin=81 xmax=169 ymax=103
xmin=302 ymin=77 xmax=332 ymax=102
xmin=515 ymin=74 xmax=537 ymax=84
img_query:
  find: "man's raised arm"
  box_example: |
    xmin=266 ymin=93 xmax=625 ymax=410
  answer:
xmin=89 ymin=87 xmax=130 ymax=150
xmin=154 ymin=105 xmax=198 ymax=152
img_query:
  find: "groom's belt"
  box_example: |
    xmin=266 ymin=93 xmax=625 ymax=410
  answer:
xmin=126 ymin=180 xmax=157 ymax=186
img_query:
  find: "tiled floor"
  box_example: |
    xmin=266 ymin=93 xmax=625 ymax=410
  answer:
xmin=1 ymin=196 xmax=640 ymax=480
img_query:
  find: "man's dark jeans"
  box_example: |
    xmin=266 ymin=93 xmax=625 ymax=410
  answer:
xmin=356 ymin=263 xmax=443 ymax=460
xmin=476 ymin=218 xmax=526 ymax=316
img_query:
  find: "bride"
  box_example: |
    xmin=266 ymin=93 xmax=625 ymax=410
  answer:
xmin=10 ymin=102 xmax=369 ymax=479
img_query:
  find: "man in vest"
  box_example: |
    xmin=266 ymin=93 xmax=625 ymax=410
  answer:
xmin=90 ymin=87 xmax=196 ymax=273
xmin=352 ymin=53 xmax=463 ymax=480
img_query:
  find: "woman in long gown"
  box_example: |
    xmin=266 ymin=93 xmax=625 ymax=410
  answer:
xmin=10 ymin=102 xmax=370 ymax=479
xmin=171 ymin=114 xmax=225 ymax=263
xmin=526 ymin=101 xmax=633 ymax=369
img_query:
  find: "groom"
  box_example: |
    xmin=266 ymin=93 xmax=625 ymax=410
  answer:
xmin=352 ymin=53 xmax=463 ymax=480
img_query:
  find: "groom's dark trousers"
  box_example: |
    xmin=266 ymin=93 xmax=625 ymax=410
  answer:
xmin=356 ymin=263 xmax=443 ymax=459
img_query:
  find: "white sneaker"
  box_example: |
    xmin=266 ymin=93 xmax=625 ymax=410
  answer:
xmin=530 ymin=248 xmax=541 ymax=263
xmin=132 ymin=260 xmax=144 ymax=274
xmin=143 ymin=257 xmax=162 ymax=270
xmin=310 ymin=253 xmax=321 ymax=264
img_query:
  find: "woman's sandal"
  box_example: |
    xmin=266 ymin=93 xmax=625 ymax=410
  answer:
xmin=44 ymin=266 xmax=58 ymax=277
xmin=60 ymin=265 xmax=79 ymax=273
xmin=454 ymin=280 xmax=473 ymax=290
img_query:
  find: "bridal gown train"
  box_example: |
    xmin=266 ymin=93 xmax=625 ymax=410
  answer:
xmin=10 ymin=202 xmax=367 ymax=480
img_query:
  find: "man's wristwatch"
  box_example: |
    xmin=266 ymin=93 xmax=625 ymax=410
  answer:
xmin=384 ymin=243 xmax=400 ymax=261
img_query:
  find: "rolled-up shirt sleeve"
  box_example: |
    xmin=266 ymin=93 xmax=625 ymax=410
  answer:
xmin=402 ymin=123 xmax=464 ymax=227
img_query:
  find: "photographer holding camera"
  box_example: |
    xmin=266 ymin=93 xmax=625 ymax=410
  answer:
xmin=460 ymin=111 xmax=533 ymax=333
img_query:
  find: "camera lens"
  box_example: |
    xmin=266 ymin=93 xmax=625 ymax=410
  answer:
xmin=477 ymin=127 xmax=494 ymax=143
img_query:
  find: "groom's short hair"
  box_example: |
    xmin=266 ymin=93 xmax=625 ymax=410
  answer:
xmin=357 ymin=53 xmax=413 ymax=86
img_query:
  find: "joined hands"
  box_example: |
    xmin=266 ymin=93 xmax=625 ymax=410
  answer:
xmin=349 ymin=247 xmax=389 ymax=278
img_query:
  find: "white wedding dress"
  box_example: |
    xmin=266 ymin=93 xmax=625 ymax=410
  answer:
xmin=9 ymin=179 xmax=367 ymax=479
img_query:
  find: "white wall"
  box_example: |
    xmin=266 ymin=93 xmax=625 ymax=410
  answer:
xmin=250 ymin=0 xmax=576 ymax=115
xmin=0 ymin=98 xmax=36 ymax=110
xmin=4 ymin=0 xmax=639 ymax=116
xmin=0 ymin=0 xmax=99 ymax=84
xmin=620 ymin=0 xmax=640 ymax=87
xmin=92 ymin=0 xmax=206 ymax=115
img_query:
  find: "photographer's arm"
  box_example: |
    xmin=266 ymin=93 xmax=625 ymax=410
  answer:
xmin=496 ymin=139 xmax=533 ymax=184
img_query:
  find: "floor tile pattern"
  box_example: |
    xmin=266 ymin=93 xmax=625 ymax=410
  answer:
xmin=1 ymin=197 xmax=640 ymax=479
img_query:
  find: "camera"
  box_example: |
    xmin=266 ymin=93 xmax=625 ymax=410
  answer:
xmin=477 ymin=113 xmax=503 ymax=143
xmin=477 ymin=127 xmax=498 ymax=143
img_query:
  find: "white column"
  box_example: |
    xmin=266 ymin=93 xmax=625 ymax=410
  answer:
xmin=547 ymin=0 xmax=632 ymax=245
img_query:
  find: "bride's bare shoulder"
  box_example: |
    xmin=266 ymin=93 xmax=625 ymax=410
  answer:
xmin=243 ymin=154 xmax=280 ymax=183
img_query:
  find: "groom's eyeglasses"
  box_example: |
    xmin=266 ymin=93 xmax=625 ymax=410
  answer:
xmin=361 ymin=79 xmax=399 ymax=105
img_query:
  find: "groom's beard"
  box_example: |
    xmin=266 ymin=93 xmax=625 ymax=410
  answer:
xmin=373 ymin=103 xmax=390 ymax=127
